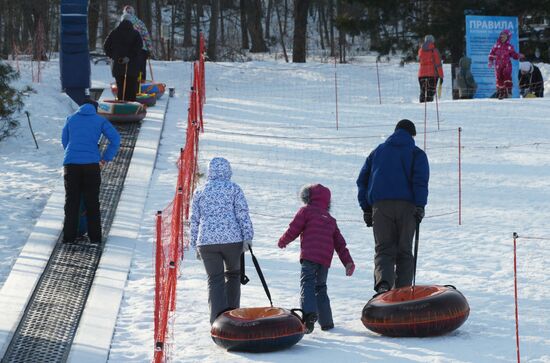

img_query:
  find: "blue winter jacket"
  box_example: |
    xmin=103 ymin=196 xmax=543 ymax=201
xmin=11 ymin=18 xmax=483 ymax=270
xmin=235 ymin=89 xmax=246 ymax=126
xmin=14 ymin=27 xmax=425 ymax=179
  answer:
xmin=62 ymin=104 xmax=121 ymax=165
xmin=190 ymin=157 xmax=254 ymax=248
xmin=356 ymin=129 xmax=429 ymax=211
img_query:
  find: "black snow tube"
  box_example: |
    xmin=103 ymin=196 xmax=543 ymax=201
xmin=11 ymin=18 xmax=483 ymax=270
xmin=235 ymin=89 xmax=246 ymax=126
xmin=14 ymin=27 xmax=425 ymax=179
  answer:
xmin=211 ymin=307 xmax=305 ymax=352
xmin=362 ymin=285 xmax=470 ymax=337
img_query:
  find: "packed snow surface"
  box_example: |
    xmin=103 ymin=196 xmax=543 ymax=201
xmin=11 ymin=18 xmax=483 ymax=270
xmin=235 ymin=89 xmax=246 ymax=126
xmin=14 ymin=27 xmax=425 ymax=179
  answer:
xmin=1 ymin=58 xmax=549 ymax=362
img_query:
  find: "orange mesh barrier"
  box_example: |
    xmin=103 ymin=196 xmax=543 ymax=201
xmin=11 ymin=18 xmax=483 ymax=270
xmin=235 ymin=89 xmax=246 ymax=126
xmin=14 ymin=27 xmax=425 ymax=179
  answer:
xmin=153 ymin=33 xmax=205 ymax=363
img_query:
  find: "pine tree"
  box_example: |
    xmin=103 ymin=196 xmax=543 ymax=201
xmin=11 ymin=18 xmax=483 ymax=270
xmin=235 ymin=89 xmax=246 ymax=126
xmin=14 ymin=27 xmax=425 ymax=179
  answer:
xmin=0 ymin=61 xmax=32 ymax=140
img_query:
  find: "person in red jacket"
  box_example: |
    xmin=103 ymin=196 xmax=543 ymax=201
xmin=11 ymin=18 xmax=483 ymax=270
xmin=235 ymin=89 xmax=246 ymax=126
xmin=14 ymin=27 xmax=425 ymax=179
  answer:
xmin=488 ymin=29 xmax=521 ymax=99
xmin=278 ymin=184 xmax=354 ymax=334
xmin=418 ymin=35 xmax=444 ymax=103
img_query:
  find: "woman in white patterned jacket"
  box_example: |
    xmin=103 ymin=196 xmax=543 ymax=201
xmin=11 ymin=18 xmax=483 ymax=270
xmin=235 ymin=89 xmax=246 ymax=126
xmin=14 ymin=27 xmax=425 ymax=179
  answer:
xmin=190 ymin=157 xmax=254 ymax=324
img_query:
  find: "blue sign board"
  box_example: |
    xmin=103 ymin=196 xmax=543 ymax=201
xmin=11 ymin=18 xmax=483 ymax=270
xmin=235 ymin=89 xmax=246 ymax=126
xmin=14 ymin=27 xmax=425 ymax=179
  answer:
xmin=465 ymin=15 xmax=519 ymax=98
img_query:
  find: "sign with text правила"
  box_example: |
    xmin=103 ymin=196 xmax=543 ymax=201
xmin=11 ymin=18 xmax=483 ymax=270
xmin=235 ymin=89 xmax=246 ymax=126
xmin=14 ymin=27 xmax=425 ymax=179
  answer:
xmin=466 ymin=15 xmax=519 ymax=98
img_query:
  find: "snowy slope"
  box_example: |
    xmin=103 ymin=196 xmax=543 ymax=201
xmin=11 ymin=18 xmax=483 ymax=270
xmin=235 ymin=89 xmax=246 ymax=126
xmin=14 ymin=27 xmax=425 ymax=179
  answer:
xmin=1 ymin=59 xmax=549 ymax=362
xmin=111 ymin=61 xmax=550 ymax=362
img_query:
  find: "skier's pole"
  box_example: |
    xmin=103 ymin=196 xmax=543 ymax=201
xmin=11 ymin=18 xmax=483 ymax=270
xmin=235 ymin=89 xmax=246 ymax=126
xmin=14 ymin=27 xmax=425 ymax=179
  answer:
xmin=412 ymin=223 xmax=420 ymax=294
xmin=513 ymin=232 xmax=521 ymax=363
xmin=24 ymin=111 xmax=39 ymax=149
xmin=122 ymin=63 xmax=128 ymax=101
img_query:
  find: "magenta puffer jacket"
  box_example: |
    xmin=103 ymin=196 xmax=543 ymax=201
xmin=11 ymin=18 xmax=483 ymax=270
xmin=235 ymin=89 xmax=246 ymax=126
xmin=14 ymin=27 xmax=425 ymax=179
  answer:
xmin=488 ymin=29 xmax=520 ymax=72
xmin=278 ymin=184 xmax=353 ymax=268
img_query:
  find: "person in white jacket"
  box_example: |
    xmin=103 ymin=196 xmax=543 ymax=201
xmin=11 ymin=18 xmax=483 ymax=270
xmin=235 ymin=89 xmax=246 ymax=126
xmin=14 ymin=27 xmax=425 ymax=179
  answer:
xmin=190 ymin=157 xmax=254 ymax=324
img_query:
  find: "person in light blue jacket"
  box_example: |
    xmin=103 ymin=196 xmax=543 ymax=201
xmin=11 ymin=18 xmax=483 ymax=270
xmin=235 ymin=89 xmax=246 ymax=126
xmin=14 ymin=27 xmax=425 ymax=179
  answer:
xmin=190 ymin=157 xmax=253 ymax=324
xmin=62 ymin=100 xmax=120 ymax=244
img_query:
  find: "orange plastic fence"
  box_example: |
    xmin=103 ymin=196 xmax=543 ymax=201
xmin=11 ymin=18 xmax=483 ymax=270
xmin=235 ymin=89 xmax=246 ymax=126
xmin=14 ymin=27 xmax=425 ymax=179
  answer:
xmin=153 ymin=34 xmax=205 ymax=363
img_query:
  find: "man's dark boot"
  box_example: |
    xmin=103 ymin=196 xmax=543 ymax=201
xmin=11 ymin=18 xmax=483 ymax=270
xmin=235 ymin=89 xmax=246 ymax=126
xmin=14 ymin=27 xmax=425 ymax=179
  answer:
xmin=304 ymin=313 xmax=318 ymax=334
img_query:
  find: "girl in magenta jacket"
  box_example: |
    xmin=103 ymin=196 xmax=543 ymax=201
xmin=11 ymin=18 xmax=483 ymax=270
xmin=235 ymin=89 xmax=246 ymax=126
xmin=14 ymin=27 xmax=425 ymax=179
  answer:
xmin=488 ymin=29 xmax=521 ymax=99
xmin=278 ymin=184 xmax=354 ymax=333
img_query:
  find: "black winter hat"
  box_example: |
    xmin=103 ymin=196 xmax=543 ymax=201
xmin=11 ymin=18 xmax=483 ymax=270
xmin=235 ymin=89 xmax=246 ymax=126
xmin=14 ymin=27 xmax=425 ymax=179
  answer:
xmin=395 ymin=119 xmax=416 ymax=136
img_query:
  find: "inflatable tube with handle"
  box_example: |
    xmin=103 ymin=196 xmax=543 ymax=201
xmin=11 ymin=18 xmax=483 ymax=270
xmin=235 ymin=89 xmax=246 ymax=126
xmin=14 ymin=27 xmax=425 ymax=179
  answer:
xmin=98 ymin=100 xmax=147 ymax=123
xmin=111 ymin=81 xmax=166 ymax=99
xmin=211 ymin=307 xmax=305 ymax=352
xmin=361 ymin=285 xmax=470 ymax=337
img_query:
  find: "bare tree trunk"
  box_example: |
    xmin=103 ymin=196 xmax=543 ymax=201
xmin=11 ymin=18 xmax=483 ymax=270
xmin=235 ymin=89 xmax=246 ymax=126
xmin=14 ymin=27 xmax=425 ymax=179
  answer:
xmin=31 ymin=1 xmax=50 ymax=60
xmin=194 ymin=3 xmax=201 ymax=60
xmin=100 ymin=0 xmax=110 ymax=47
xmin=207 ymin=0 xmax=219 ymax=61
xmin=183 ymin=0 xmax=193 ymax=47
xmin=155 ymin=0 xmax=165 ymax=59
xmin=367 ymin=5 xmax=380 ymax=51
xmin=2 ymin=0 xmax=14 ymax=57
xmin=245 ymin=0 xmax=267 ymax=52
xmin=321 ymin=4 xmax=330 ymax=52
xmin=292 ymin=0 xmax=309 ymax=62
xmin=337 ymin=0 xmax=345 ymax=63
xmin=136 ymin=0 xmax=153 ymax=38
xmin=265 ymin=0 xmax=273 ymax=40
xmin=318 ymin=5 xmax=324 ymax=50
xmin=328 ymin=0 xmax=334 ymax=57
xmin=48 ymin=2 xmax=59 ymax=56
xmin=240 ymin=0 xmax=249 ymax=49
xmin=220 ymin=6 xmax=225 ymax=46
xmin=275 ymin=0 xmax=288 ymax=62
xmin=220 ymin=5 xmax=225 ymax=46
xmin=283 ymin=0 xmax=288 ymax=33
xmin=170 ymin=1 xmax=177 ymax=59
xmin=88 ymin=0 xmax=100 ymax=51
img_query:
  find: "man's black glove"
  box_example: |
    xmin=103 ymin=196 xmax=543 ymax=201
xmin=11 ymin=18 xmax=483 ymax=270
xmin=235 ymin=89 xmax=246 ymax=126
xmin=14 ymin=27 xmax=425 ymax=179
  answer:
xmin=363 ymin=208 xmax=373 ymax=227
xmin=414 ymin=206 xmax=425 ymax=224
xmin=118 ymin=56 xmax=130 ymax=64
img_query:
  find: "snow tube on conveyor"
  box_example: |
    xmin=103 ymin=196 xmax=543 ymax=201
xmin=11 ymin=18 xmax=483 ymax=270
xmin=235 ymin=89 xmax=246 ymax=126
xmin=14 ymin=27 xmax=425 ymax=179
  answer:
xmin=361 ymin=285 xmax=469 ymax=337
xmin=98 ymin=100 xmax=147 ymax=123
xmin=111 ymin=81 xmax=166 ymax=99
xmin=136 ymin=92 xmax=157 ymax=107
xmin=211 ymin=307 xmax=305 ymax=352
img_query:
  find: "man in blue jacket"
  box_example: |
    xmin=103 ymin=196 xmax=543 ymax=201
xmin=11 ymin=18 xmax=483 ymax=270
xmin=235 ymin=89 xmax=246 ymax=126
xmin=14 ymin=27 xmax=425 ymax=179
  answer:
xmin=356 ymin=119 xmax=429 ymax=294
xmin=61 ymin=100 xmax=121 ymax=244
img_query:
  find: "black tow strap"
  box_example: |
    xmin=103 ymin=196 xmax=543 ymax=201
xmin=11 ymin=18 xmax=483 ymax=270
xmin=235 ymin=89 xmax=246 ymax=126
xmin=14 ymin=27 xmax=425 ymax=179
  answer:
xmin=240 ymin=246 xmax=273 ymax=307
xmin=412 ymin=223 xmax=420 ymax=287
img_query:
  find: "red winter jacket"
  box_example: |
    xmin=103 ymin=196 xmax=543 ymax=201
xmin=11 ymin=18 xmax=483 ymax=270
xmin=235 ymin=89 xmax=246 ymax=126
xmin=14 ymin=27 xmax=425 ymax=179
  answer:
xmin=488 ymin=29 xmax=520 ymax=71
xmin=278 ymin=184 xmax=353 ymax=268
xmin=418 ymin=41 xmax=444 ymax=79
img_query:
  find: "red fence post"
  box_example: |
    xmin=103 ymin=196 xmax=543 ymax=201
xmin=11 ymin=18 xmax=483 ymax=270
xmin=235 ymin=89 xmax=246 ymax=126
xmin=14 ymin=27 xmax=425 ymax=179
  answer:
xmin=513 ymin=232 xmax=521 ymax=363
xmin=423 ymin=100 xmax=427 ymax=151
xmin=154 ymin=211 xmax=163 ymax=363
xmin=458 ymin=127 xmax=462 ymax=225
xmin=376 ymin=60 xmax=382 ymax=105
xmin=334 ymin=56 xmax=339 ymax=130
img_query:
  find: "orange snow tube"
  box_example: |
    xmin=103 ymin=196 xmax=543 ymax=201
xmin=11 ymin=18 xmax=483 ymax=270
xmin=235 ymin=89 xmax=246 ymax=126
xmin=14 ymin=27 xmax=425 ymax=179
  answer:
xmin=362 ymin=285 xmax=469 ymax=337
xmin=211 ymin=307 xmax=305 ymax=352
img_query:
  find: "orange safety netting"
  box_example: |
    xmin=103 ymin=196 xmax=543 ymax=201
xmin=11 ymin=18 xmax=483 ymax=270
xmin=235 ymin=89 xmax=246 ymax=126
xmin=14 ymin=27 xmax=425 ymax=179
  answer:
xmin=153 ymin=34 xmax=205 ymax=363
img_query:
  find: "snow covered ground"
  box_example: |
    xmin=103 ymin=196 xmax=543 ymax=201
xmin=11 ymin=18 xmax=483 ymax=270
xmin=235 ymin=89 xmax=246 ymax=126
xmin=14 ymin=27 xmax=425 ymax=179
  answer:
xmin=1 ymin=58 xmax=550 ymax=362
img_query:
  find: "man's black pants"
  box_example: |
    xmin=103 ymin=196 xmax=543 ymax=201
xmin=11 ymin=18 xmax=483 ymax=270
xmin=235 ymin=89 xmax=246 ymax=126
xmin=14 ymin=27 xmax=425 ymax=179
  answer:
xmin=372 ymin=200 xmax=416 ymax=291
xmin=419 ymin=77 xmax=437 ymax=103
xmin=63 ymin=164 xmax=102 ymax=243
xmin=115 ymin=74 xmax=138 ymax=101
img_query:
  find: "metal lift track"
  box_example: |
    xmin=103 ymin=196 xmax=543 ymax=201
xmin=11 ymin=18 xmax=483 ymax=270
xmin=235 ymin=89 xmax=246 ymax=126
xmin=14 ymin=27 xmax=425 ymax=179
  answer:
xmin=2 ymin=122 xmax=141 ymax=363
